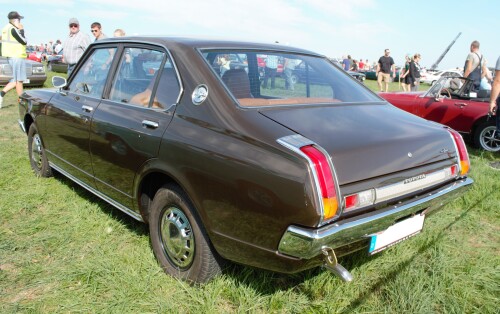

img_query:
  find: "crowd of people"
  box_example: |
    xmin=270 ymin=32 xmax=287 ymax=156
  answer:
xmin=0 ymin=10 xmax=498 ymax=166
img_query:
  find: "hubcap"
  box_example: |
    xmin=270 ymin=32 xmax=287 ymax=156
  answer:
xmin=160 ymin=207 xmax=194 ymax=269
xmin=31 ymin=133 xmax=43 ymax=169
xmin=480 ymin=126 xmax=500 ymax=152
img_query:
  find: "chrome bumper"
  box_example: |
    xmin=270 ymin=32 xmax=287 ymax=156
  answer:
xmin=278 ymin=177 xmax=473 ymax=259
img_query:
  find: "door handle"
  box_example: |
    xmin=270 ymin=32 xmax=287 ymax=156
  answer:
xmin=454 ymin=103 xmax=467 ymax=108
xmin=82 ymin=105 xmax=93 ymax=112
xmin=142 ymin=120 xmax=159 ymax=129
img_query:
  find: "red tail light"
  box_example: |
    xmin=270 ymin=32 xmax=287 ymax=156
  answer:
xmin=447 ymin=128 xmax=470 ymax=176
xmin=300 ymin=145 xmax=339 ymax=220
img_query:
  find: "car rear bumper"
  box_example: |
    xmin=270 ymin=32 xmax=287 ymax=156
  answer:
xmin=278 ymin=177 xmax=473 ymax=259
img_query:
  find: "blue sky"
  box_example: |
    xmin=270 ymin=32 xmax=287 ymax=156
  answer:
xmin=4 ymin=0 xmax=499 ymax=70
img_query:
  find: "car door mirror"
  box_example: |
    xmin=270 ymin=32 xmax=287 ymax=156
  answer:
xmin=434 ymin=95 xmax=444 ymax=102
xmin=52 ymin=76 xmax=67 ymax=88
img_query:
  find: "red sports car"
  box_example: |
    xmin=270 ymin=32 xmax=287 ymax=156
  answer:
xmin=380 ymin=76 xmax=499 ymax=152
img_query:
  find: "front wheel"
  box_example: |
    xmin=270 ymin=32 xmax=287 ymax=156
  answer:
xmin=149 ymin=184 xmax=223 ymax=283
xmin=473 ymin=122 xmax=500 ymax=152
xmin=28 ymin=124 xmax=52 ymax=177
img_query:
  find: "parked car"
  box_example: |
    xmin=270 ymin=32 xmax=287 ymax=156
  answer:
xmin=380 ymin=75 xmax=498 ymax=151
xmin=27 ymin=50 xmax=46 ymax=63
xmin=46 ymin=55 xmax=68 ymax=73
xmin=18 ymin=37 xmax=473 ymax=283
xmin=329 ymin=59 xmax=365 ymax=82
xmin=362 ymin=67 xmax=401 ymax=82
xmin=420 ymin=69 xmax=462 ymax=85
xmin=0 ymin=57 xmax=47 ymax=87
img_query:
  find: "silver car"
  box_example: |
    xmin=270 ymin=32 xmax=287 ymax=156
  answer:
xmin=0 ymin=57 xmax=47 ymax=87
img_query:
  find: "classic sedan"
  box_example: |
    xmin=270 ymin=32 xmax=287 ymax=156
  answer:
xmin=0 ymin=57 xmax=47 ymax=87
xmin=380 ymin=76 xmax=498 ymax=152
xmin=18 ymin=37 xmax=472 ymax=283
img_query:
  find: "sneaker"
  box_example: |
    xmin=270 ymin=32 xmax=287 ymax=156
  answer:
xmin=0 ymin=95 xmax=3 ymax=109
xmin=489 ymin=161 xmax=500 ymax=170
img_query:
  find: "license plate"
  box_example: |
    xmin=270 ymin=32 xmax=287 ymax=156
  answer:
xmin=369 ymin=214 xmax=425 ymax=255
xmin=23 ymin=79 xmax=30 ymax=84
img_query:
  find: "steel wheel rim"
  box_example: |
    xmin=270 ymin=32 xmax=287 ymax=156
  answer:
xmin=31 ymin=133 xmax=43 ymax=170
xmin=480 ymin=126 xmax=500 ymax=152
xmin=160 ymin=206 xmax=195 ymax=269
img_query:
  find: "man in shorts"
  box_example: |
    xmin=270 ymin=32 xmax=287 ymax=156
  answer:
xmin=0 ymin=11 xmax=27 ymax=109
xmin=488 ymin=56 xmax=500 ymax=169
xmin=377 ymin=49 xmax=395 ymax=92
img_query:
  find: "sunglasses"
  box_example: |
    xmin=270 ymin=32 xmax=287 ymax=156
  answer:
xmin=91 ymin=29 xmax=99 ymax=33
xmin=69 ymin=23 xmax=79 ymax=28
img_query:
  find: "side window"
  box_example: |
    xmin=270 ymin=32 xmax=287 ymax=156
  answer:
xmin=151 ymin=60 xmax=181 ymax=109
xmin=68 ymin=47 xmax=116 ymax=97
xmin=109 ymin=48 xmax=166 ymax=107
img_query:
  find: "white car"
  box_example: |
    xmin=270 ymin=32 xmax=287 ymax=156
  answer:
xmin=420 ymin=69 xmax=462 ymax=85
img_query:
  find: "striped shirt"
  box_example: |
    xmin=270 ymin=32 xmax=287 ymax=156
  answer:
xmin=62 ymin=31 xmax=91 ymax=65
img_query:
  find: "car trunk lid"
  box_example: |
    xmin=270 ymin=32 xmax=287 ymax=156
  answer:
xmin=260 ymin=103 xmax=456 ymax=185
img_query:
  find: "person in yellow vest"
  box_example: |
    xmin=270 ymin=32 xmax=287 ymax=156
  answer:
xmin=0 ymin=11 xmax=27 ymax=109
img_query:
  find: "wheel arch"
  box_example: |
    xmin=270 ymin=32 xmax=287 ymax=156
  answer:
xmin=470 ymin=115 xmax=494 ymax=140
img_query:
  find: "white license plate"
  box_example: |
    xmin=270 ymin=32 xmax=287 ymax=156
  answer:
xmin=23 ymin=79 xmax=30 ymax=84
xmin=369 ymin=214 xmax=425 ymax=254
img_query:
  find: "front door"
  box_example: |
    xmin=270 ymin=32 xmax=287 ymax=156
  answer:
xmin=44 ymin=47 xmax=117 ymax=187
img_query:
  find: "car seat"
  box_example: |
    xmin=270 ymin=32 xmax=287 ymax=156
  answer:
xmin=222 ymin=69 xmax=253 ymax=99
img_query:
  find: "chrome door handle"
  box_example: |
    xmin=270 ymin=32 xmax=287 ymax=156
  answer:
xmin=82 ymin=105 xmax=93 ymax=112
xmin=454 ymin=103 xmax=467 ymax=108
xmin=142 ymin=120 xmax=159 ymax=129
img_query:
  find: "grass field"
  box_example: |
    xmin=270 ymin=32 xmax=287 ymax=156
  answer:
xmin=0 ymin=76 xmax=499 ymax=313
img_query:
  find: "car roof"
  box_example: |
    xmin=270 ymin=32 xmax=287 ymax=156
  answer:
xmin=92 ymin=36 xmax=323 ymax=57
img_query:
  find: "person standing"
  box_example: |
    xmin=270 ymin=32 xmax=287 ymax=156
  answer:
xmin=358 ymin=59 xmax=365 ymax=71
xmin=342 ymin=55 xmax=352 ymax=71
xmin=284 ymin=58 xmax=296 ymax=91
xmin=377 ymin=49 xmax=395 ymax=92
xmin=54 ymin=39 xmax=62 ymax=54
xmin=262 ymin=55 xmax=278 ymax=89
xmin=399 ymin=54 xmax=412 ymax=92
xmin=62 ymin=18 xmax=91 ymax=75
xmin=409 ymin=53 xmax=422 ymax=92
xmin=489 ymin=56 xmax=500 ymax=169
xmin=90 ymin=22 xmax=107 ymax=41
xmin=464 ymin=40 xmax=487 ymax=91
xmin=113 ymin=28 xmax=126 ymax=37
xmin=0 ymin=11 xmax=27 ymax=109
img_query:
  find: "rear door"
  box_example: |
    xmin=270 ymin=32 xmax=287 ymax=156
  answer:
xmin=89 ymin=46 xmax=181 ymax=208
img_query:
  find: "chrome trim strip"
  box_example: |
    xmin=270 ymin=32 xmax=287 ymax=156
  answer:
xmin=49 ymin=162 xmax=144 ymax=222
xmin=277 ymin=135 xmax=325 ymax=223
xmin=278 ymin=177 xmax=473 ymax=259
xmin=375 ymin=166 xmax=455 ymax=203
xmin=18 ymin=119 xmax=26 ymax=133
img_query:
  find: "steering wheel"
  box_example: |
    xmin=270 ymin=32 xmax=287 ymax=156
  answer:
xmin=440 ymin=88 xmax=451 ymax=99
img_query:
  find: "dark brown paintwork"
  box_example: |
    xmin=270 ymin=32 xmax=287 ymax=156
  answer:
xmin=18 ymin=37 xmax=471 ymax=274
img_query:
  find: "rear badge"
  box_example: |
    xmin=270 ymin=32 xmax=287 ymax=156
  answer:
xmin=192 ymin=84 xmax=208 ymax=105
xmin=408 ymin=152 xmax=413 ymax=158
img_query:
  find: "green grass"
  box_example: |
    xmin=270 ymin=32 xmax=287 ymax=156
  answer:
xmin=0 ymin=79 xmax=499 ymax=313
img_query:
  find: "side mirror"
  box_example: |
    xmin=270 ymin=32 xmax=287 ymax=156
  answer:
xmin=434 ymin=96 xmax=444 ymax=102
xmin=52 ymin=76 xmax=67 ymax=88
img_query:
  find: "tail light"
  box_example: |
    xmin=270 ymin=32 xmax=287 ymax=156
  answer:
xmin=447 ymin=128 xmax=470 ymax=176
xmin=277 ymin=135 xmax=340 ymax=224
xmin=300 ymin=145 xmax=339 ymax=221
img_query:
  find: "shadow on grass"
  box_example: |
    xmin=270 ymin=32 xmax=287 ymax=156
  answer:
xmin=47 ymin=146 xmax=489 ymax=298
xmin=52 ymin=171 xmax=148 ymax=237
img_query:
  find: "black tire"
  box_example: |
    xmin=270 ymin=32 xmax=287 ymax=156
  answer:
xmin=27 ymin=124 xmax=53 ymax=177
xmin=149 ymin=184 xmax=223 ymax=283
xmin=473 ymin=121 xmax=500 ymax=152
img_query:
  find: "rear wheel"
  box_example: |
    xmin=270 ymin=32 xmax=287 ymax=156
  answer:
xmin=28 ymin=124 xmax=52 ymax=177
xmin=473 ymin=121 xmax=500 ymax=152
xmin=149 ymin=184 xmax=223 ymax=283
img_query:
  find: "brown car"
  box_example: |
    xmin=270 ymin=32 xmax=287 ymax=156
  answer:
xmin=18 ymin=37 xmax=473 ymax=283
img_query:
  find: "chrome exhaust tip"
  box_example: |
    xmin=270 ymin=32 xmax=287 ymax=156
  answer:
xmin=322 ymin=246 xmax=353 ymax=282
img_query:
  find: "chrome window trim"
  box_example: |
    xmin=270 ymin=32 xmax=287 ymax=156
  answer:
xmin=277 ymin=134 xmax=342 ymax=226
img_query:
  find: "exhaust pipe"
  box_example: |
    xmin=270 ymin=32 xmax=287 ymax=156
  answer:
xmin=322 ymin=247 xmax=353 ymax=282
